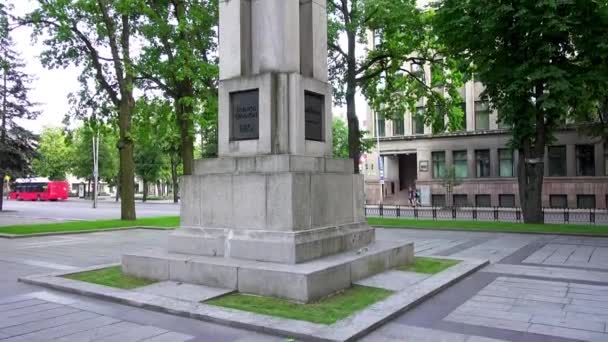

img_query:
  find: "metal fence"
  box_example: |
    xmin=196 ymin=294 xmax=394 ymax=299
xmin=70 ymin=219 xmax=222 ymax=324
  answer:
xmin=365 ymin=205 xmax=608 ymax=225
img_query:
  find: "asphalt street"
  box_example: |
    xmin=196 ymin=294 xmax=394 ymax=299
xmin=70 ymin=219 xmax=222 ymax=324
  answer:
xmin=0 ymin=199 xmax=179 ymax=226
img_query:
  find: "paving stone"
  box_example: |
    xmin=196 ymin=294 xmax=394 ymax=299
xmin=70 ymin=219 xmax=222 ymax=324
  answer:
xmin=360 ymin=323 xmax=508 ymax=342
xmin=141 ymin=331 xmax=194 ymax=342
xmin=530 ymin=314 xmax=605 ymax=332
xmin=445 ymin=312 xmax=531 ymax=332
xmin=0 ymin=307 xmax=81 ymax=329
xmin=0 ymin=302 xmax=63 ymax=319
xmin=53 ymin=321 xmax=140 ymax=342
xmin=17 ymin=316 xmax=120 ymax=341
xmin=354 ymin=270 xmax=430 ymax=291
xmin=528 ymin=324 xmax=608 ymax=342
xmin=0 ymin=311 xmax=99 ymax=336
xmin=565 ymin=305 xmax=608 ymax=315
xmin=94 ymin=325 xmax=167 ymax=342
xmin=137 ymin=281 xmax=232 ymax=302
xmin=455 ymin=307 xmax=532 ymax=322
xmin=0 ymin=299 xmax=45 ymax=312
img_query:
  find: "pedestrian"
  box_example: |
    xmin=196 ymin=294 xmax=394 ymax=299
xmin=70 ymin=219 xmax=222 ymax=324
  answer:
xmin=408 ymin=187 xmax=414 ymax=206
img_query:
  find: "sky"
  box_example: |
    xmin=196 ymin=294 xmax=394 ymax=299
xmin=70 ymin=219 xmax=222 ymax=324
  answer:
xmin=8 ymin=0 xmax=370 ymax=134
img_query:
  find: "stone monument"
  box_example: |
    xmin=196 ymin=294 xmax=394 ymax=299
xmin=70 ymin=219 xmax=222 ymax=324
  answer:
xmin=122 ymin=0 xmax=413 ymax=303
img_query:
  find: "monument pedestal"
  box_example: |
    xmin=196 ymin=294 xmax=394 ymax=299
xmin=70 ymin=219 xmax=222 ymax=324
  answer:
xmin=122 ymin=0 xmax=414 ymax=303
xmin=122 ymin=155 xmax=414 ymax=302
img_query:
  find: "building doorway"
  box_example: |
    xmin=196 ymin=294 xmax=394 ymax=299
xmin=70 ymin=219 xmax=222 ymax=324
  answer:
xmin=399 ymin=153 xmax=417 ymax=191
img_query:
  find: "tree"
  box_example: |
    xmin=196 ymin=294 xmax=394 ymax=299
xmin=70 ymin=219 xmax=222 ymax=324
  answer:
xmin=136 ymin=0 xmax=218 ymax=175
xmin=328 ymin=0 xmax=463 ymax=173
xmin=69 ymin=124 xmax=118 ymax=199
xmin=332 ymin=118 xmax=350 ymax=158
xmin=133 ymin=98 xmax=178 ymax=202
xmin=0 ymin=3 xmax=39 ymax=211
xmin=28 ymin=0 xmax=139 ymax=220
xmin=32 ymin=127 xmax=71 ymax=180
xmin=434 ymin=0 xmax=608 ymax=223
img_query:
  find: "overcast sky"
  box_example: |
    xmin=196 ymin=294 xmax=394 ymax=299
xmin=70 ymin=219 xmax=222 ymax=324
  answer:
xmin=9 ymin=0 xmax=373 ymax=134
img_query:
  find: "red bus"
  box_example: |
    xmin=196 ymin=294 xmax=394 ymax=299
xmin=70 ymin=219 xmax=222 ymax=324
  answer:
xmin=9 ymin=178 xmax=69 ymax=201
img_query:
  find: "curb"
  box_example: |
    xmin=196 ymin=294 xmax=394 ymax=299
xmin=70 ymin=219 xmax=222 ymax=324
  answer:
xmin=0 ymin=226 xmax=176 ymax=239
xmin=19 ymin=258 xmax=488 ymax=341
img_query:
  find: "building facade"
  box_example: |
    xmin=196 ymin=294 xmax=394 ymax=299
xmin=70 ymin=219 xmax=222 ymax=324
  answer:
xmin=363 ymin=80 xmax=608 ymax=209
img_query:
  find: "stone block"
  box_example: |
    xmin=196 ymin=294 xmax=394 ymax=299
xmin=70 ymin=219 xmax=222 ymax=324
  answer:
xmin=167 ymin=229 xmax=225 ymax=257
xmin=306 ymin=264 xmax=351 ymax=301
xmin=237 ymin=268 xmax=308 ymax=302
xmin=291 ymin=173 xmax=312 ymax=230
xmin=179 ymin=177 xmax=200 ymax=227
xmin=193 ymin=158 xmax=236 ymax=175
xmin=228 ymin=238 xmax=295 ymax=264
xmin=232 ymin=174 xmax=267 ymax=229
xmin=122 ymin=254 xmax=170 ymax=281
xmin=311 ymin=173 xmax=354 ymax=227
xmin=289 ymin=155 xmax=323 ymax=172
xmin=255 ymin=155 xmax=290 ymax=172
xmin=201 ymin=174 xmax=233 ymax=228
xmin=325 ymin=158 xmax=352 ymax=173
xmin=169 ymin=258 xmax=237 ymax=289
xmin=266 ymin=173 xmax=294 ymax=230
xmin=353 ymin=174 xmax=366 ymax=222
xmin=236 ymin=156 xmax=256 ymax=173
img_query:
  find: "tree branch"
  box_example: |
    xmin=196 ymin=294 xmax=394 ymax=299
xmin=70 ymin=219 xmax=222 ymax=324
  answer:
xmin=328 ymin=42 xmax=348 ymax=58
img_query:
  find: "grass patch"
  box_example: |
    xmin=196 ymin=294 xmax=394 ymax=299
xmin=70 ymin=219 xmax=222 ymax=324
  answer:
xmin=0 ymin=216 xmax=179 ymax=235
xmin=64 ymin=266 xmax=157 ymax=289
xmin=206 ymin=285 xmax=392 ymax=325
xmin=368 ymin=217 xmax=608 ymax=236
xmin=398 ymin=257 xmax=459 ymax=274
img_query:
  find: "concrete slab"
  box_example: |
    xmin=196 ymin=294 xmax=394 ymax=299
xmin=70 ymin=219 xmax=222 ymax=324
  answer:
xmin=137 ymin=281 xmax=233 ymax=302
xmin=355 ymin=270 xmax=430 ymax=291
xmin=19 ymin=256 xmax=488 ymax=342
xmin=123 ymin=240 xmax=414 ymax=302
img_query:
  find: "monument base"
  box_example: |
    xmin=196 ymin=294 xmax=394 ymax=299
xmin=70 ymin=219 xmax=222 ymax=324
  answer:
xmin=122 ymin=240 xmax=414 ymax=303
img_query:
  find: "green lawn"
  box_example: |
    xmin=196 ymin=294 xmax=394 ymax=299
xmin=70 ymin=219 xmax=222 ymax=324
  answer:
xmin=0 ymin=216 xmax=179 ymax=235
xmin=398 ymin=257 xmax=459 ymax=274
xmin=206 ymin=286 xmax=392 ymax=325
xmin=64 ymin=266 xmax=157 ymax=289
xmin=368 ymin=217 xmax=608 ymax=235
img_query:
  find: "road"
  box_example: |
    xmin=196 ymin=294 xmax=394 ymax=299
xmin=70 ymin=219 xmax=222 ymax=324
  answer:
xmin=0 ymin=199 xmax=179 ymax=226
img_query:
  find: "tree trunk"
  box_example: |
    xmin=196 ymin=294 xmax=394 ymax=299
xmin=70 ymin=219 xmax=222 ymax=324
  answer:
xmin=346 ymin=30 xmax=361 ymax=174
xmin=142 ymin=179 xmax=148 ymax=202
xmin=0 ymin=179 xmax=4 ymax=211
xmin=118 ymin=101 xmax=136 ymax=220
xmin=170 ymin=155 xmax=179 ymax=203
xmin=175 ymin=89 xmax=195 ymax=176
xmin=518 ymin=149 xmax=544 ymax=223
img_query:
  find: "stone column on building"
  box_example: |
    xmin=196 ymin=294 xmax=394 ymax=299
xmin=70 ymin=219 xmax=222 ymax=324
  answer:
xmin=566 ymin=144 xmax=576 ymax=177
xmin=467 ymin=149 xmax=476 ymax=179
xmin=122 ymin=0 xmax=413 ymax=304
xmin=595 ymin=142 xmax=604 ymax=176
xmin=465 ymin=81 xmax=475 ymax=131
xmin=490 ymin=148 xmax=499 ymax=178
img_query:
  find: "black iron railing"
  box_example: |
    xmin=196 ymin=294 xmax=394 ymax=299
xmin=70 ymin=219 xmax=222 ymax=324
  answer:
xmin=365 ymin=205 xmax=608 ymax=224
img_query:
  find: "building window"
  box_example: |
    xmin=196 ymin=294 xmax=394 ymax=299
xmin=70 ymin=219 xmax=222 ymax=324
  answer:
xmin=577 ymin=195 xmax=596 ymax=209
xmin=432 ymin=194 xmax=446 ymax=207
xmin=453 ymin=150 xmax=468 ymax=178
xmin=393 ymin=117 xmax=404 ymax=136
xmin=453 ymin=194 xmax=468 ymax=207
xmin=475 ymin=194 xmax=491 ymax=207
xmin=413 ymin=107 xmax=425 ymax=135
xmin=432 ymin=151 xmax=446 ymax=179
xmin=576 ymin=145 xmax=595 ymax=176
xmin=550 ymin=195 xmax=568 ymax=208
xmin=548 ymin=146 xmax=566 ymax=176
xmin=475 ymin=101 xmax=490 ymax=130
xmin=459 ymin=102 xmax=467 ymax=131
xmin=412 ymin=63 xmax=425 ymax=83
xmin=499 ymin=149 xmax=513 ymax=177
xmin=376 ymin=113 xmax=385 ymax=137
xmin=499 ymin=194 xmax=516 ymax=208
xmin=475 ymin=150 xmax=491 ymax=178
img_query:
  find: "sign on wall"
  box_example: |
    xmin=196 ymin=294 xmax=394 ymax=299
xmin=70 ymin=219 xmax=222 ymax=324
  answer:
xmin=419 ymin=160 xmax=429 ymax=172
xmin=230 ymin=89 xmax=259 ymax=141
xmin=304 ymin=91 xmax=324 ymax=141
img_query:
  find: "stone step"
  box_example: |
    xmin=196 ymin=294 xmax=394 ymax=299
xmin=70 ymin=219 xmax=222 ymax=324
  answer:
xmin=122 ymin=240 xmax=414 ymax=303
